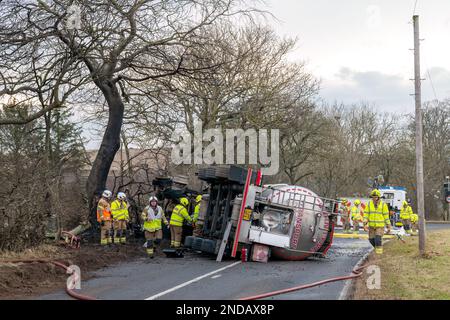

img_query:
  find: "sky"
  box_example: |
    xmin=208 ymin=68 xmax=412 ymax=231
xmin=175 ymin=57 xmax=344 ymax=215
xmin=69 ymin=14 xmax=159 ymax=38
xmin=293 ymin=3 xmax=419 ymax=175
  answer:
xmin=263 ymin=0 xmax=450 ymax=114
xmin=82 ymin=0 xmax=450 ymax=149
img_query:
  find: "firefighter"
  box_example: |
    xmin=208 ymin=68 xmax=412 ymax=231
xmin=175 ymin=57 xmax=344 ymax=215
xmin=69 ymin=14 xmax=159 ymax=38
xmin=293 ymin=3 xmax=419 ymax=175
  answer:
xmin=351 ymin=199 xmax=363 ymax=234
xmin=141 ymin=196 xmax=168 ymax=258
xmin=97 ymin=190 xmax=113 ymax=246
xmin=394 ymin=206 xmax=403 ymax=228
xmin=411 ymin=211 xmax=419 ymax=234
xmin=341 ymin=199 xmax=351 ymax=233
xmin=169 ymin=197 xmax=192 ymax=248
xmin=400 ymin=200 xmax=413 ymax=235
xmin=388 ymin=205 xmax=395 ymax=226
xmin=363 ymin=189 xmax=391 ymax=254
xmin=111 ymin=192 xmax=129 ymax=244
xmin=192 ymin=195 xmax=202 ymax=236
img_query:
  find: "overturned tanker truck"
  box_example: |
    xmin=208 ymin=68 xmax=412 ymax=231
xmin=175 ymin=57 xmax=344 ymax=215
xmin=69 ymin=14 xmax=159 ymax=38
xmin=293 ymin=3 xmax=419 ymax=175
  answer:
xmin=184 ymin=165 xmax=339 ymax=262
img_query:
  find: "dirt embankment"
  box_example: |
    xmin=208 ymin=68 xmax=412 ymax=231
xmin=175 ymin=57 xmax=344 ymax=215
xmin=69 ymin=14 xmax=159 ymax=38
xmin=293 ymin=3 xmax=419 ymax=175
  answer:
xmin=0 ymin=242 xmax=146 ymax=299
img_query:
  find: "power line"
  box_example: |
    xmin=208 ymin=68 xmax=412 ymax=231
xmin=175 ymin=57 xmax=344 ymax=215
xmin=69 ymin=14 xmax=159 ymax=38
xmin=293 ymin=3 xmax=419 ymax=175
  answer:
xmin=413 ymin=0 xmax=419 ymax=16
xmin=426 ymin=69 xmax=438 ymax=101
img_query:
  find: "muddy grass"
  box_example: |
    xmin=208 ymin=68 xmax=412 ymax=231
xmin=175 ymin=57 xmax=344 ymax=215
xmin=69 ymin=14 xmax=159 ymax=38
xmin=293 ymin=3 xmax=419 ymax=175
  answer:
xmin=0 ymin=241 xmax=147 ymax=299
xmin=351 ymin=229 xmax=450 ymax=300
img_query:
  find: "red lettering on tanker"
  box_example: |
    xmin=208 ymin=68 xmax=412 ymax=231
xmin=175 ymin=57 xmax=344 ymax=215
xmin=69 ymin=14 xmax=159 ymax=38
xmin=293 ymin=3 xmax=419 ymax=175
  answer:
xmin=290 ymin=208 xmax=303 ymax=249
xmin=310 ymin=211 xmax=330 ymax=252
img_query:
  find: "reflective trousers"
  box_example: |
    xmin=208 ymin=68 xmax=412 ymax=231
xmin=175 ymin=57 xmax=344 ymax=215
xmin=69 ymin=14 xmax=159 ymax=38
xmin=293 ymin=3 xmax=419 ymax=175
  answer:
xmin=368 ymin=227 xmax=384 ymax=254
xmin=144 ymin=230 xmax=163 ymax=257
xmin=114 ymin=220 xmax=127 ymax=243
xmin=170 ymin=225 xmax=183 ymax=248
xmin=402 ymin=219 xmax=412 ymax=233
xmin=100 ymin=221 xmax=112 ymax=245
xmin=342 ymin=215 xmax=351 ymax=232
xmin=353 ymin=222 xmax=360 ymax=233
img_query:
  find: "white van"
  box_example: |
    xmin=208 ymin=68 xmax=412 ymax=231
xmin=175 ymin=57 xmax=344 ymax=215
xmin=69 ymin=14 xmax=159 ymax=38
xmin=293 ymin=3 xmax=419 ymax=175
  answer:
xmin=379 ymin=186 xmax=407 ymax=211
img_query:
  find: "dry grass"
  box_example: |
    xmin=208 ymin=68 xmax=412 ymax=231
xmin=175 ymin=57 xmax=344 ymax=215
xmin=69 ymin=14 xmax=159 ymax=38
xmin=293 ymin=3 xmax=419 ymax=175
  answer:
xmin=0 ymin=244 xmax=68 ymax=262
xmin=353 ymin=230 xmax=450 ymax=300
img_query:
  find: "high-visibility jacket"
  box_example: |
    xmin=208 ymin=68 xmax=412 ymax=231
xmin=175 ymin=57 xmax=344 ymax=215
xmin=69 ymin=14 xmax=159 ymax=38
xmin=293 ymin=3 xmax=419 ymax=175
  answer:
xmin=97 ymin=198 xmax=111 ymax=222
xmin=111 ymin=200 xmax=129 ymax=221
xmin=170 ymin=204 xmax=192 ymax=227
xmin=400 ymin=205 xmax=413 ymax=220
xmin=193 ymin=203 xmax=200 ymax=222
xmin=141 ymin=205 xmax=168 ymax=232
xmin=411 ymin=213 xmax=418 ymax=223
xmin=363 ymin=200 xmax=391 ymax=228
xmin=351 ymin=206 xmax=363 ymax=222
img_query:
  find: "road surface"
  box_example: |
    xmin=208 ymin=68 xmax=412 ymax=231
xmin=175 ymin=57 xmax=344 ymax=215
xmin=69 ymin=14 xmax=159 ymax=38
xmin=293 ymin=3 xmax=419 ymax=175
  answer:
xmin=38 ymin=223 xmax=449 ymax=300
xmin=39 ymin=237 xmax=371 ymax=300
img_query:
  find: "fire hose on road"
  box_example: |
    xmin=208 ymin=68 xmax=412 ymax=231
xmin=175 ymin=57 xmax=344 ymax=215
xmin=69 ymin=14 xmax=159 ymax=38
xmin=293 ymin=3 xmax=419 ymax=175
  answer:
xmin=2 ymin=256 xmax=369 ymax=301
xmin=3 ymin=256 xmax=369 ymax=301
xmin=239 ymin=236 xmax=408 ymax=300
xmin=239 ymin=262 xmax=369 ymax=300
xmin=2 ymin=259 xmax=97 ymax=300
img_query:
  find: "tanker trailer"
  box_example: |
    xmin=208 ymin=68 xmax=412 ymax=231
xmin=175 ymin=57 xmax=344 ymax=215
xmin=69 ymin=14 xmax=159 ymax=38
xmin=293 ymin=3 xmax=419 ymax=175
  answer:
xmin=184 ymin=165 xmax=339 ymax=262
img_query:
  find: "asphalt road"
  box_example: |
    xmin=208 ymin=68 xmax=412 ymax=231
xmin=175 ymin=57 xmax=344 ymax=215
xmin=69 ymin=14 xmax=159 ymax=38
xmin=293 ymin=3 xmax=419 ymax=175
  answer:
xmin=39 ymin=238 xmax=371 ymax=300
xmin=37 ymin=223 xmax=449 ymax=300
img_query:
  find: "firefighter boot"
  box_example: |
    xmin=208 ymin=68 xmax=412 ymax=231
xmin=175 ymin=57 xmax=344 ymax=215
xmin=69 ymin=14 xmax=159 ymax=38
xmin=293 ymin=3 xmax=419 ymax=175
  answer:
xmin=146 ymin=240 xmax=154 ymax=258
xmin=374 ymin=235 xmax=383 ymax=254
xmin=108 ymin=228 xmax=114 ymax=245
xmin=120 ymin=229 xmax=126 ymax=244
xmin=154 ymin=239 xmax=161 ymax=255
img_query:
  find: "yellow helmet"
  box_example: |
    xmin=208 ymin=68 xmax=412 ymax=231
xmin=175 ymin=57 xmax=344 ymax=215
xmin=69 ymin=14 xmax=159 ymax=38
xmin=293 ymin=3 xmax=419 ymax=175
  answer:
xmin=179 ymin=197 xmax=189 ymax=207
xmin=341 ymin=198 xmax=347 ymax=204
xmin=403 ymin=200 xmax=408 ymax=207
xmin=370 ymin=189 xmax=381 ymax=198
xmin=195 ymin=195 xmax=202 ymax=203
xmin=354 ymin=199 xmax=361 ymax=205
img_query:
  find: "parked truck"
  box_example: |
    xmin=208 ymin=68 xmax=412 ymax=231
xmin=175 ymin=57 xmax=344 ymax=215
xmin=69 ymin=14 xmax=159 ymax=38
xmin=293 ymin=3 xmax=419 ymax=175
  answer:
xmin=183 ymin=165 xmax=339 ymax=262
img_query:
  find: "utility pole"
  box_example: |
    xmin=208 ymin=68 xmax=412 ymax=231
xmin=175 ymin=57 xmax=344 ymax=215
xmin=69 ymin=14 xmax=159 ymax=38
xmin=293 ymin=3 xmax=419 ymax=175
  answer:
xmin=413 ymin=15 xmax=426 ymax=255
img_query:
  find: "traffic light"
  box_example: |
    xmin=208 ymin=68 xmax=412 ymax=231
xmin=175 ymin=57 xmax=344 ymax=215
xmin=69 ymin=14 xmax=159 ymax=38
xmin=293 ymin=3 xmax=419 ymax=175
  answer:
xmin=445 ymin=182 xmax=450 ymax=198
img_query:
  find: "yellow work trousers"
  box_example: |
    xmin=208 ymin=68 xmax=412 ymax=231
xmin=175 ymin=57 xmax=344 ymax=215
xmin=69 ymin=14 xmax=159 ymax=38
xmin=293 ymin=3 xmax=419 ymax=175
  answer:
xmin=368 ymin=227 xmax=384 ymax=254
xmin=144 ymin=230 xmax=163 ymax=256
xmin=114 ymin=220 xmax=127 ymax=243
xmin=170 ymin=225 xmax=183 ymax=248
xmin=100 ymin=221 xmax=112 ymax=245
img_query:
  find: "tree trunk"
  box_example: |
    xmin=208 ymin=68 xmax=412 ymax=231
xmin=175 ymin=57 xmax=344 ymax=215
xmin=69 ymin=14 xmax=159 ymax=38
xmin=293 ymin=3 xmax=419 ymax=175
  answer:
xmin=86 ymin=80 xmax=124 ymax=226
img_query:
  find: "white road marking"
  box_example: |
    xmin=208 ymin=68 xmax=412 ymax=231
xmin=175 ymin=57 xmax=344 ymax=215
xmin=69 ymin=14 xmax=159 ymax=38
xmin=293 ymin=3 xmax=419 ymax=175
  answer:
xmin=145 ymin=261 xmax=241 ymax=300
xmin=211 ymin=274 xmax=221 ymax=279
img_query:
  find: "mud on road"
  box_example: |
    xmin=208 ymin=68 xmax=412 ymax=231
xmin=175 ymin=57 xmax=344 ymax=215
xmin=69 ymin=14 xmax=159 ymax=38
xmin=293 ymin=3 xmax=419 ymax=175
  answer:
xmin=0 ymin=242 xmax=146 ymax=299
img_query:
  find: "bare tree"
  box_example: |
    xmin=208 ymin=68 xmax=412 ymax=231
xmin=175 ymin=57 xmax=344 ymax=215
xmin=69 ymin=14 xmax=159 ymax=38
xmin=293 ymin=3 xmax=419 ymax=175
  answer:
xmin=0 ymin=0 xmax=252 ymax=224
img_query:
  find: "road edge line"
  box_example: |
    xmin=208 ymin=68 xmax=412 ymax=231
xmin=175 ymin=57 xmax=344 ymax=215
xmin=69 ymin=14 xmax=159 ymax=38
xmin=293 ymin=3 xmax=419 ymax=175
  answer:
xmin=338 ymin=248 xmax=373 ymax=300
xmin=144 ymin=260 xmax=242 ymax=300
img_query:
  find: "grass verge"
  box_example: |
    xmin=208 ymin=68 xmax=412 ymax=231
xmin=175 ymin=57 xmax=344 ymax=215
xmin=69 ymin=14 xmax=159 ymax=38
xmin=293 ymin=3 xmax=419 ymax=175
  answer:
xmin=352 ymin=229 xmax=450 ymax=299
